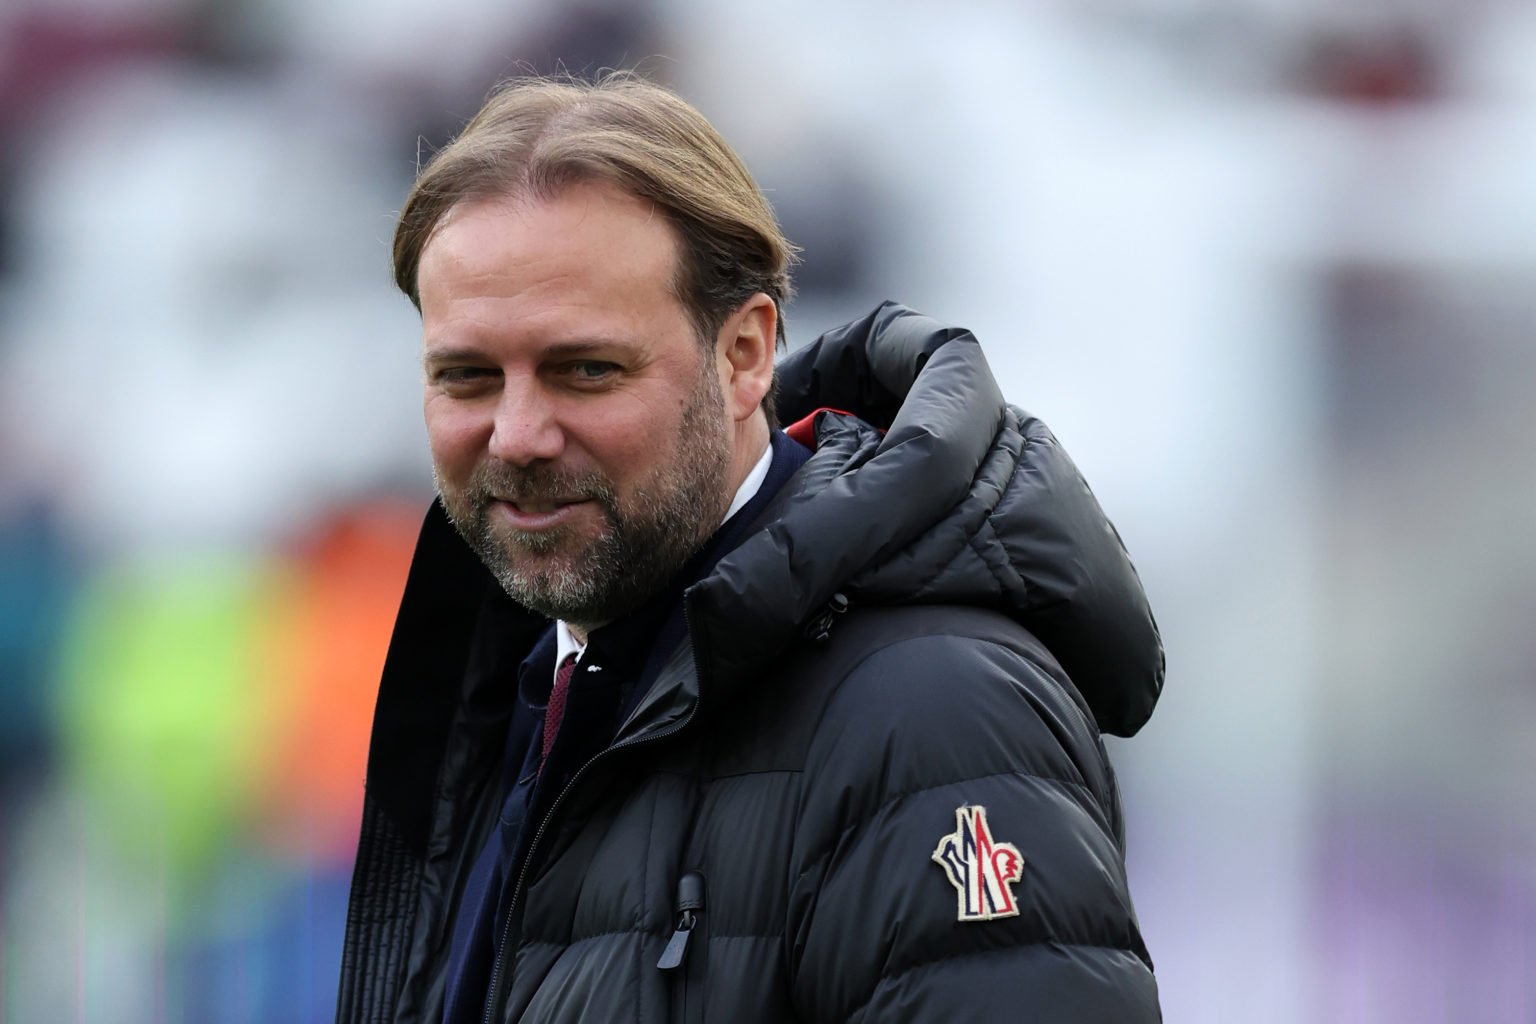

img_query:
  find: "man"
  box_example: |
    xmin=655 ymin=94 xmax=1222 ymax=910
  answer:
xmin=339 ymin=73 xmax=1164 ymax=1023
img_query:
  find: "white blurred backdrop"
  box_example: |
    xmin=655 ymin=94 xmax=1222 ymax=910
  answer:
xmin=2 ymin=1 xmax=1534 ymax=1021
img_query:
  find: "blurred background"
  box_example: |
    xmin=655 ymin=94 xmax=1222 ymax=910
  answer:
xmin=2 ymin=0 xmax=1534 ymax=1020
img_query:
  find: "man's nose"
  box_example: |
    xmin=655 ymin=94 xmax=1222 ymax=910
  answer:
xmin=487 ymin=381 xmax=565 ymax=466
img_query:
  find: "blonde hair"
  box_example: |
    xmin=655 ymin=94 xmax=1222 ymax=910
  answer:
xmin=393 ymin=72 xmax=797 ymax=354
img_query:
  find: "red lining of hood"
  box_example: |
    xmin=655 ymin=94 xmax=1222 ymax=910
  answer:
xmin=784 ymin=407 xmax=857 ymax=450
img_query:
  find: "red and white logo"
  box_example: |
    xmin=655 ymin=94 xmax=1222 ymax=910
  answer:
xmin=931 ymin=805 xmax=1025 ymax=921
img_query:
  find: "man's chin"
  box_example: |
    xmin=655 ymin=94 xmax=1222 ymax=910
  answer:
xmin=495 ymin=568 xmax=631 ymax=627
xmin=477 ymin=537 xmax=604 ymax=612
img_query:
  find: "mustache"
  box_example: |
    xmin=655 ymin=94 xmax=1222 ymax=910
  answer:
xmin=465 ymin=461 xmax=617 ymax=506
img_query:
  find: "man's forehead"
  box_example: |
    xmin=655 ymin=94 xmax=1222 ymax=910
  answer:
xmin=417 ymin=183 xmax=682 ymax=301
xmin=428 ymin=183 xmax=671 ymax=258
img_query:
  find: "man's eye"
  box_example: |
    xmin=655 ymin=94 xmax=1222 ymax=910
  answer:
xmin=568 ymin=361 xmax=619 ymax=384
xmin=434 ymin=367 xmax=498 ymax=391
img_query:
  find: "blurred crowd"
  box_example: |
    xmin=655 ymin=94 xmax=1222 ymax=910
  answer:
xmin=3 ymin=0 xmax=1536 ymax=1021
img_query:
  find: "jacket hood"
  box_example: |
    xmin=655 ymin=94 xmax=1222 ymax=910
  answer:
xmin=690 ymin=302 xmax=1164 ymax=737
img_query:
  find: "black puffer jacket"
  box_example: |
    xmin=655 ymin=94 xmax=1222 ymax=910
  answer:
xmin=338 ymin=303 xmax=1165 ymax=1023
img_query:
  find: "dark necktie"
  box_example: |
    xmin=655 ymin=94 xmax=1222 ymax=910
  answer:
xmin=541 ymin=653 xmax=577 ymax=768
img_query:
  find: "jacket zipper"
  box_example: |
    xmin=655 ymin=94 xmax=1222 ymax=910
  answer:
xmin=656 ymin=870 xmax=705 ymax=970
xmin=657 ymin=871 xmax=706 ymax=1024
xmin=481 ymin=602 xmax=711 ymax=1024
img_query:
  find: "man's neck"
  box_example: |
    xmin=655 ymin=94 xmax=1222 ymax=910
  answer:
xmin=725 ymin=415 xmax=771 ymax=508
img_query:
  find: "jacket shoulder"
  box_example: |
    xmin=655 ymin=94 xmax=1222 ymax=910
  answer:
xmin=799 ymin=602 xmax=1118 ymax=829
xmin=783 ymin=603 xmax=1156 ymax=1020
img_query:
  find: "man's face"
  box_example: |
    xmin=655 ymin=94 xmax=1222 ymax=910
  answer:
xmin=416 ymin=181 xmax=734 ymax=629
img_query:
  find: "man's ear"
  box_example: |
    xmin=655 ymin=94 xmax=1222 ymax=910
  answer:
xmin=717 ymin=293 xmax=777 ymax=423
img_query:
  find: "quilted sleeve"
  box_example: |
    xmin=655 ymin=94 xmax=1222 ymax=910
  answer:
xmin=785 ymin=630 xmax=1160 ymax=1023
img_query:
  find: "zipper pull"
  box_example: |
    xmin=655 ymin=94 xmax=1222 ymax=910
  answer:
xmin=657 ymin=870 xmax=706 ymax=970
xmin=805 ymin=592 xmax=850 ymax=643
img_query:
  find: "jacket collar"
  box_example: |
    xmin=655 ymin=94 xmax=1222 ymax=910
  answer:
xmin=693 ymin=302 xmax=1165 ymax=737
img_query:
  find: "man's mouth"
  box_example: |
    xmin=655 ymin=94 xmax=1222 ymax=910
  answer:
xmin=506 ymin=498 xmax=580 ymax=514
xmin=491 ymin=495 xmax=593 ymax=530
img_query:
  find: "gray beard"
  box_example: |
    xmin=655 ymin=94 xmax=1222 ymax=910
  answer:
xmin=436 ymin=368 xmax=732 ymax=631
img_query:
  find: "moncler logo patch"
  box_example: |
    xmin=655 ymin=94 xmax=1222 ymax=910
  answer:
xmin=931 ymin=805 xmax=1024 ymax=921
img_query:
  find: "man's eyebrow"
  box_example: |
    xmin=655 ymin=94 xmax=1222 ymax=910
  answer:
xmin=423 ymin=338 xmax=633 ymax=369
xmin=422 ymin=346 xmax=490 ymax=371
xmin=541 ymin=338 xmax=630 ymax=358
